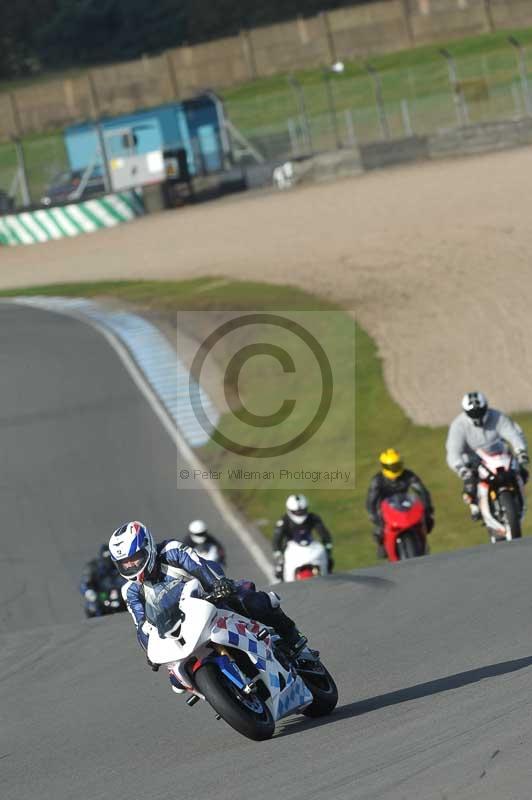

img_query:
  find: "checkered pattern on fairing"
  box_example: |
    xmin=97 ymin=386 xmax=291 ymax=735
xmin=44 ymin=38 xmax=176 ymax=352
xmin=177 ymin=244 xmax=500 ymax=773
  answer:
xmin=211 ymin=614 xmax=312 ymax=720
xmin=276 ymin=674 xmax=313 ymax=719
xmin=212 ymin=615 xmax=273 ymax=664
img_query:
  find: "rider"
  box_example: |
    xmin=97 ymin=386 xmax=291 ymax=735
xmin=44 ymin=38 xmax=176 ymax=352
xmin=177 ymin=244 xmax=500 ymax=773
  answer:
xmin=80 ymin=543 xmax=123 ymax=617
xmin=272 ymin=495 xmax=333 ymax=580
xmin=109 ymin=521 xmax=308 ymax=694
xmin=366 ymin=449 xmax=434 ymax=558
xmin=182 ymin=519 xmax=226 ymax=566
xmin=446 ymin=391 xmax=529 ymax=520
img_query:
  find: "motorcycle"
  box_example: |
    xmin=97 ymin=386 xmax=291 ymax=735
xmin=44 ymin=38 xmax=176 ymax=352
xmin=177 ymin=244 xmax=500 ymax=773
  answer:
xmin=193 ymin=541 xmax=226 ymax=567
xmin=380 ymin=492 xmax=428 ymax=561
xmin=84 ymin=575 xmax=126 ymax=618
xmin=144 ymin=578 xmax=338 ymax=741
xmin=282 ymin=539 xmax=329 ymax=581
xmin=473 ymin=440 xmax=525 ymax=542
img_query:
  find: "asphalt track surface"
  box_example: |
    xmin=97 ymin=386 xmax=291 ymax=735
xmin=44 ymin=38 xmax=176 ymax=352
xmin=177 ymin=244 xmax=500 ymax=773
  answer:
xmin=3 ymin=304 xmax=532 ymax=800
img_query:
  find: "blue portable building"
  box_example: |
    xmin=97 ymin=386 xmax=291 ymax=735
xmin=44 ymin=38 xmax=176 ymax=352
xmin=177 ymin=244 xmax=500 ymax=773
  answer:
xmin=64 ymin=94 xmax=228 ymax=178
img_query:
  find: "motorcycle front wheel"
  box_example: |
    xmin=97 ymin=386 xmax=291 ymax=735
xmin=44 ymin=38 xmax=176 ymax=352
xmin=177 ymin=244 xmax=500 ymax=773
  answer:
xmin=396 ymin=531 xmax=423 ymax=559
xmin=195 ymin=663 xmax=274 ymax=741
xmin=298 ymin=660 xmax=338 ymax=718
xmin=499 ymin=490 xmax=522 ymax=540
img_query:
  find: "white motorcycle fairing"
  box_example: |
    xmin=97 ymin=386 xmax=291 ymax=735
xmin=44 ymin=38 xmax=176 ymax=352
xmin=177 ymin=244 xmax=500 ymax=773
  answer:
xmin=283 ymin=540 xmax=329 ymax=582
xmin=145 ymin=580 xmax=313 ymax=721
xmin=475 ymin=443 xmax=525 ymax=539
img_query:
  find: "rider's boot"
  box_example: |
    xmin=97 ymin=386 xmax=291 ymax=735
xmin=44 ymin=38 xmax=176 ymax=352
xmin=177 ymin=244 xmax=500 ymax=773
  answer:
xmin=169 ymin=672 xmax=186 ymax=695
xmin=269 ymin=608 xmax=321 ymax=661
xmin=463 ymin=490 xmax=481 ymax=522
xmin=268 ymin=607 xmax=307 ymax=653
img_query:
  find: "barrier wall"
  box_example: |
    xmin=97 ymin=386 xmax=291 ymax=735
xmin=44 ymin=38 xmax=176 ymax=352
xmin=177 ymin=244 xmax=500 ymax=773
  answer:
xmin=0 ymin=190 xmax=144 ymax=246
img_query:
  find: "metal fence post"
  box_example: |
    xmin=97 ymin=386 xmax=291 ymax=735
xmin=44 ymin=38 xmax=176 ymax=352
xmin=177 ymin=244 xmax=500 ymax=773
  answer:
xmin=288 ymin=74 xmax=314 ymax=156
xmin=344 ymin=109 xmax=357 ymax=148
xmin=287 ymin=119 xmax=300 ymax=155
xmin=508 ymin=36 xmax=532 ymax=116
xmin=400 ymin=98 xmax=413 ymax=136
xmin=365 ymin=63 xmax=390 ymax=141
xmin=322 ymin=63 xmax=344 ymax=150
xmin=511 ymin=84 xmax=522 ymax=118
xmin=439 ymin=48 xmax=468 ymax=127
xmin=13 ymin=138 xmax=30 ymax=207
xmin=87 ymin=72 xmax=112 ymax=193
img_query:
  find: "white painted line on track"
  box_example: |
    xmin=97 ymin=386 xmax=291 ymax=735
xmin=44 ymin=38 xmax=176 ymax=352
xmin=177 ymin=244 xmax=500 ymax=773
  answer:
xmin=8 ymin=297 xmax=274 ymax=582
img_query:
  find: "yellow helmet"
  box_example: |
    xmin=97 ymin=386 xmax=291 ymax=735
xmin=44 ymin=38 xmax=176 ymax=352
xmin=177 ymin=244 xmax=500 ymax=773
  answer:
xmin=379 ymin=448 xmax=404 ymax=480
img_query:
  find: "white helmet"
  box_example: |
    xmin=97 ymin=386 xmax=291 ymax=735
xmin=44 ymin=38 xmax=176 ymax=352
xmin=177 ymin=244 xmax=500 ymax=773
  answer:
xmin=109 ymin=521 xmax=156 ymax=581
xmin=188 ymin=519 xmax=208 ymax=545
xmin=462 ymin=391 xmax=488 ymax=426
xmin=286 ymin=494 xmax=309 ymax=524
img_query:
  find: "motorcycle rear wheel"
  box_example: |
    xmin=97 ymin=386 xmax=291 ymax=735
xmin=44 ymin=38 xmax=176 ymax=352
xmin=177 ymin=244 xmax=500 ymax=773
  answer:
xmin=499 ymin=490 xmax=522 ymax=540
xmin=195 ymin=663 xmax=275 ymax=741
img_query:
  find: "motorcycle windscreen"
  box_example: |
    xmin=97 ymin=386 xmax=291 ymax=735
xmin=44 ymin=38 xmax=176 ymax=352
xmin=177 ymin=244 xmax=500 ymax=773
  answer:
xmin=144 ymin=579 xmax=185 ymax=638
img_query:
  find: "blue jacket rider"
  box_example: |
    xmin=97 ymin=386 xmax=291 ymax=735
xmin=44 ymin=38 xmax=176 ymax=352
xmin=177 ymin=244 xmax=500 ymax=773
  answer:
xmin=108 ymin=521 xmax=306 ymax=693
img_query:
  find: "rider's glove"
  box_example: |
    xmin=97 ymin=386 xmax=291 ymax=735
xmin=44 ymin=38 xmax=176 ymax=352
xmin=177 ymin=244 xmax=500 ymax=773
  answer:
xmin=458 ymin=466 xmax=473 ymax=481
xmin=211 ymin=577 xmax=236 ymax=600
xmin=517 ymin=451 xmax=529 ymax=466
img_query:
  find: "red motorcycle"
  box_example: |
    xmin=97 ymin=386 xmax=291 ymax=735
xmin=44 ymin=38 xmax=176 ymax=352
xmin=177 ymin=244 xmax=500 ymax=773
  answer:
xmin=380 ymin=492 xmax=428 ymax=561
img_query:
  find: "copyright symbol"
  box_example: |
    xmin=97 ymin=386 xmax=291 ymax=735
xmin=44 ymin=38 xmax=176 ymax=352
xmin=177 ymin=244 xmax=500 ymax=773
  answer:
xmin=189 ymin=313 xmax=333 ymax=459
xmin=179 ymin=469 xmax=190 ymax=479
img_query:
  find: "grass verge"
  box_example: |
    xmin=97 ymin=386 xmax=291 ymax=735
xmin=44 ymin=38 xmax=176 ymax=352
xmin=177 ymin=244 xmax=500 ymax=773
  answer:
xmin=2 ymin=277 xmax=531 ymax=569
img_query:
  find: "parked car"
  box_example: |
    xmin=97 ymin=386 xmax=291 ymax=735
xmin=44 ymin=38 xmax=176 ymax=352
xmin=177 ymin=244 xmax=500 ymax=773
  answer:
xmin=40 ymin=168 xmax=105 ymax=206
xmin=0 ymin=190 xmax=15 ymax=214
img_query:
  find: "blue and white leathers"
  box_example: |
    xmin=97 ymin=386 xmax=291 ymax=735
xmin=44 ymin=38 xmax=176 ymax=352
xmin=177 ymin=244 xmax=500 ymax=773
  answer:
xmin=122 ymin=539 xmax=224 ymax=647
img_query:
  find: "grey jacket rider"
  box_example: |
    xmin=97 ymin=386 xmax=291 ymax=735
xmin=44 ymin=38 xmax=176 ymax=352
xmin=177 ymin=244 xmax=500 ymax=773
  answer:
xmin=446 ymin=409 xmax=527 ymax=476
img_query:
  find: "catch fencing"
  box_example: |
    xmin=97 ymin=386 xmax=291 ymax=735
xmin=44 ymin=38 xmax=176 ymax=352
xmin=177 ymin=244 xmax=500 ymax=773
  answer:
xmin=224 ymin=41 xmax=532 ymax=162
xmin=3 ymin=41 xmax=532 ymax=207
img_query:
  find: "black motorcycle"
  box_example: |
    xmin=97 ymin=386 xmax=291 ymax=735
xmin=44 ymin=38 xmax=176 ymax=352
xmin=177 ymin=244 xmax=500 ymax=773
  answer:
xmin=84 ymin=575 xmax=126 ymax=618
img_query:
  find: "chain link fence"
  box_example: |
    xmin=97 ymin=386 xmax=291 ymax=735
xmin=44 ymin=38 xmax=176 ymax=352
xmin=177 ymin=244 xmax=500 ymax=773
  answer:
xmin=3 ymin=44 xmax=532 ymax=209
xmin=225 ymin=44 xmax=532 ymax=162
xmin=0 ymin=135 xmax=69 ymax=210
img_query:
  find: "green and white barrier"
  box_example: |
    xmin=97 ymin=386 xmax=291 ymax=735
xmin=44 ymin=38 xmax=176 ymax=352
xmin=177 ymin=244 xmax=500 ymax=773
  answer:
xmin=0 ymin=190 xmax=144 ymax=246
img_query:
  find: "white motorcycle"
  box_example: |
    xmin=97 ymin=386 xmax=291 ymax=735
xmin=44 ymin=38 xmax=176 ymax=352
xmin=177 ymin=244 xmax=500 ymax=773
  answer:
xmin=144 ymin=579 xmax=338 ymax=741
xmin=282 ymin=540 xmax=329 ymax=582
xmin=473 ymin=440 xmax=526 ymax=542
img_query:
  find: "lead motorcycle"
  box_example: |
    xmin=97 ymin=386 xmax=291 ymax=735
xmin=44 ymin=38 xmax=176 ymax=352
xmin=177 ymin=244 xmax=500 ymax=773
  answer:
xmin=472 ymin=440 xmax=525 ymax=542
xmin=144 ymin=579 xmax=338 ymax=741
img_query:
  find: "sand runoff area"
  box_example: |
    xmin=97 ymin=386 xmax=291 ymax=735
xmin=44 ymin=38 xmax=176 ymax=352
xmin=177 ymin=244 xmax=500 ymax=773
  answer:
xmin=2 ymin=146 xmax=532 ymax=425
